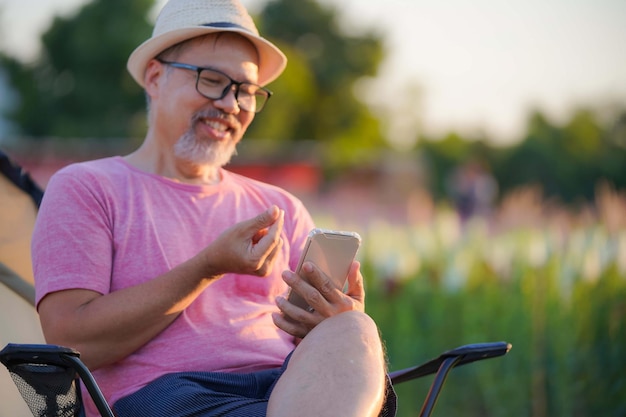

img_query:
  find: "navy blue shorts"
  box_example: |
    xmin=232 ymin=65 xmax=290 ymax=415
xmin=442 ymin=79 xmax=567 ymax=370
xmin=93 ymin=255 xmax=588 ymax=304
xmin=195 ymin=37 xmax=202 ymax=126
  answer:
xmin=113 ymin=353 xmax=397 ymax=417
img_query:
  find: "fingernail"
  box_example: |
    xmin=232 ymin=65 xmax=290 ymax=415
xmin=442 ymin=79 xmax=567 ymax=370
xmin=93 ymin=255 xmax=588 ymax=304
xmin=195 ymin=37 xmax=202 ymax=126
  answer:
xmin=282 ymin=270 xmax=294 ymax=283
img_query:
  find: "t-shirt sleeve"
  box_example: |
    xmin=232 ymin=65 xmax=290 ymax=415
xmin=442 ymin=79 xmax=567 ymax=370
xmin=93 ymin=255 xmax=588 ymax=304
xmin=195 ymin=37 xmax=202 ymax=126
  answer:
xmin=32 ymin=167 xmax=114 ymax=308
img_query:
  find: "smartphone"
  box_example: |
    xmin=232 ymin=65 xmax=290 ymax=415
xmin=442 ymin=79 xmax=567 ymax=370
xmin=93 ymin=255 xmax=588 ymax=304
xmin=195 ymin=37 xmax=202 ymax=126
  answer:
xmin=287 ymin=228 xmax=362 ymax=311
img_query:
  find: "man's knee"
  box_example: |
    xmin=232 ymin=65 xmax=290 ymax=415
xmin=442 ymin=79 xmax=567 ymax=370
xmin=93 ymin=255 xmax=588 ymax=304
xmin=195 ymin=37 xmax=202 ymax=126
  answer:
xmin=335 ymin=310 xmax=380 ymax=337
xmin=310 ymin=311 xmax=383 ymax=353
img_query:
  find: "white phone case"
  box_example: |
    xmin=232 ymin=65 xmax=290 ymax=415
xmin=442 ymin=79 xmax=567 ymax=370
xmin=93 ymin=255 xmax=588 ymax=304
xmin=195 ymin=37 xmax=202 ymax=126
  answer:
xmin=287 ymin=228 xmax=362 ymax=310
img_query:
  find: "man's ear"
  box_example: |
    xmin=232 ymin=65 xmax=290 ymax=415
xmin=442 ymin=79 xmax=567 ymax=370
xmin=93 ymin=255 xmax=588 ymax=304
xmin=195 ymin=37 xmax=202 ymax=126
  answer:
xmin=144 ymin=59 xmax=163 ymax=98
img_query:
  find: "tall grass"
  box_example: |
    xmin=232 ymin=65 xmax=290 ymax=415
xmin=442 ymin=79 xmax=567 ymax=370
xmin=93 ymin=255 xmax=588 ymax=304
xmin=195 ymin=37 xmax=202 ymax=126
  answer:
xmin=314 ymin=184 xmax=626 ymax=417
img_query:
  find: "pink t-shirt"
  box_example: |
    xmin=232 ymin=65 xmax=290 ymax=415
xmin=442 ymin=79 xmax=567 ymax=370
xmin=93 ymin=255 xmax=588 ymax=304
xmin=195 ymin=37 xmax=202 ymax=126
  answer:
xmin=32 ymin=157 xmax=314 ymax=416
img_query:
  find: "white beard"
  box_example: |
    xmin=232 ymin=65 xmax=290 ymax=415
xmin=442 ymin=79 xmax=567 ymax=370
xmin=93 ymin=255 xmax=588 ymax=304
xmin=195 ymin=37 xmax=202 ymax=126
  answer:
xmin=173 ymin=128 xmax=237 ymax=167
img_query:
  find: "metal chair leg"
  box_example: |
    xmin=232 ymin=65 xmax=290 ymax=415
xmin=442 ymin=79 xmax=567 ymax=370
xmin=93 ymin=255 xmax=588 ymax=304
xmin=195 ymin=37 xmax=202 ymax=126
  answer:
xmin=419 ymin=356 xmax=463 ymax=417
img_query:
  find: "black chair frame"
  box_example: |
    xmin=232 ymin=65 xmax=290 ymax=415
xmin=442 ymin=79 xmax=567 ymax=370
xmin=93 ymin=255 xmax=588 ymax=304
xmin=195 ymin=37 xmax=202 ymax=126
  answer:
xmin=1 ymin=341 xmax=511 ymax=417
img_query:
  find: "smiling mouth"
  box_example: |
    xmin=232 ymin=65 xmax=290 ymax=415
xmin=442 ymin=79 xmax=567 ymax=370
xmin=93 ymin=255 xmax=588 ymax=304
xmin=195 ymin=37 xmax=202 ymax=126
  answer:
xmin=197 ymin=118 xmax=234 ymax=141
xmin=192 ymin=108 xmax=239 ymax=141
xmin=202 ymin=119 xmax=228 ymax=132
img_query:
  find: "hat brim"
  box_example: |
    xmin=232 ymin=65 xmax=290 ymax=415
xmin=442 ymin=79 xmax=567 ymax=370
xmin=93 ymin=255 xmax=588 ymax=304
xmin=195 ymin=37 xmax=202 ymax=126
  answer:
xmin=127 ymin=26 xmax=287 ymax=87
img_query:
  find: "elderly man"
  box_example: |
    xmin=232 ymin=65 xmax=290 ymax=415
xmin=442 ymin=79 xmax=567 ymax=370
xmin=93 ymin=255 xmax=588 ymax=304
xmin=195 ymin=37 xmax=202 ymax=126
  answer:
xmin=32 ymin=1 xmax=396 ymax=416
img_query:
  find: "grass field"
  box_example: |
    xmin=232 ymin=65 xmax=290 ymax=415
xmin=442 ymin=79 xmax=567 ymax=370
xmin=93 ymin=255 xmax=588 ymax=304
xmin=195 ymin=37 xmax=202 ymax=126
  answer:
xmin=313 ymin=184 xmax=626 ymax=417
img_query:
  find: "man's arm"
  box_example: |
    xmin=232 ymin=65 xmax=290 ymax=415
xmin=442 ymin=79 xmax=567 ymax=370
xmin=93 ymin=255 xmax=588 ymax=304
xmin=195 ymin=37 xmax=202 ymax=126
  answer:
xmin=38 ymin=206 xmax=284 ymax=370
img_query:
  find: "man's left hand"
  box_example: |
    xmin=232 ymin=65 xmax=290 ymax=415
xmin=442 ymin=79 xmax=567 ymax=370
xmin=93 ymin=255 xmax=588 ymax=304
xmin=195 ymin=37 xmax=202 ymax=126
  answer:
xmin=272 ymin=261 xmax=365 ymax=339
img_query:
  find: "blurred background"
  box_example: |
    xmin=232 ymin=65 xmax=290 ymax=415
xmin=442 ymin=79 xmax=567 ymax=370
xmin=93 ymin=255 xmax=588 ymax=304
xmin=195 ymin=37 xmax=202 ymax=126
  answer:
xmin=0 ymin=0 xmax=625 ymax=416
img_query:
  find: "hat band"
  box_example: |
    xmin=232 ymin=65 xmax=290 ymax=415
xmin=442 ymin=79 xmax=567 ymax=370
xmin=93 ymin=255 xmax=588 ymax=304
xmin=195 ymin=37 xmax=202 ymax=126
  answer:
xmin=201 ymin=22 xmax=253 ymax=34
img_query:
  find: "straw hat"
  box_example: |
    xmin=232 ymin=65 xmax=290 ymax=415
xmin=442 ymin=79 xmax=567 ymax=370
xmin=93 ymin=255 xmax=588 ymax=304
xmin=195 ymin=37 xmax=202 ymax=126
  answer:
xmin=127 ymin=0 xmax=287 ymax=87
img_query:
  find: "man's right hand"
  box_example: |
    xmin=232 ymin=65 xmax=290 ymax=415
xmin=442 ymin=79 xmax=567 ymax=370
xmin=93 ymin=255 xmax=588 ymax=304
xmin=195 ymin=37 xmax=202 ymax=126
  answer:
xmin=201 ymin=205 xmax=285 ymax=278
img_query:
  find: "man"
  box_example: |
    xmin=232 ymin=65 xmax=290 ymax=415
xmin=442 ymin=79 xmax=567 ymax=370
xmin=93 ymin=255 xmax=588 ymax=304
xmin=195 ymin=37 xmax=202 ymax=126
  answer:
xmin=32 ymin=0 xmax=396 ymax=416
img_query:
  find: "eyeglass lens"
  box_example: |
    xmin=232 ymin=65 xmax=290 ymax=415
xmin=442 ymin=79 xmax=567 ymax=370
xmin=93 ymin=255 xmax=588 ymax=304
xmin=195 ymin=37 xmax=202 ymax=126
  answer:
xmin=197 ymin=69 xmax=269 ymax=113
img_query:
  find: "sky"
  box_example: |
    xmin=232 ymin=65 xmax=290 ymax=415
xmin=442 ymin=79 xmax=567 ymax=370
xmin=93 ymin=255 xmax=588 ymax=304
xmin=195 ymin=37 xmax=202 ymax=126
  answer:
xmin=1 ymin=0 xmax=626 ymax=147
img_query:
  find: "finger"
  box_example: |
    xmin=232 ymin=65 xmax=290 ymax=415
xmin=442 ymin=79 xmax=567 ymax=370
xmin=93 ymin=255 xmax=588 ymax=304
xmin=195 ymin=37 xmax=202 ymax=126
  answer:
xmin=282 ymin=265 xmax=339 ymax=317
xmin=268 ymin=236 xmax=284 ymax=262
xmin=250 ymin=209 xmax=284 ymax=265
xmin=255 ymin=237 xmax=283 ymax=277
xmin=255 ymin=209 xmax=283 ymax=246
xmin=247 ymin=205 xmax=280 ymax=240
xmin=345 ymin=261 xmax=365 ymax=304
xmin=266 ymin=208 xmax=284 ymax=241
xmin=300 ymin=262 xmax=344 ymax=307
xmin=251 ymin=206 xmax=284 ymax=244
xmin=257 ymin=205 xmax=281 ymax=228
xmin=276 ymin=294 xmax=319 ymax=323
xmin=282 ymin=267 xmax=324 ymax=312
xmin=251 ymin=228 xmax=268 ymax=244
xmin=272 ymin=312 xmax=310 ymax=339
xmin=274 ymin=295 xmax=323 ymax=338
xmin=294 ymin=262 xmax=364 ymax=315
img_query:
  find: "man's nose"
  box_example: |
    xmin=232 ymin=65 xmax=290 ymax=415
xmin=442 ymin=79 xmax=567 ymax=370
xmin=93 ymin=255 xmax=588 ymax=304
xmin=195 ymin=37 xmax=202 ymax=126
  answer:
xmin=213 ymin=85 xmax=240 ymax=114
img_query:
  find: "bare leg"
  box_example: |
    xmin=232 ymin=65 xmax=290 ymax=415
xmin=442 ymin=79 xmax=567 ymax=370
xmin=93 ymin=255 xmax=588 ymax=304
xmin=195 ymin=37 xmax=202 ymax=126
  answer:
xmin=267 ymin=311 xmax=387 ymax=417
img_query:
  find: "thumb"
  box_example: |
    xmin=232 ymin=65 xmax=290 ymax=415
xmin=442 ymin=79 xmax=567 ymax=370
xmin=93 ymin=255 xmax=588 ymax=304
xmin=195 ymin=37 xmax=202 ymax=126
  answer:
xmin=250 ymin=205 xmax=281 ymax=243
xmin=346 ymin=261 xmax=365 ymax=303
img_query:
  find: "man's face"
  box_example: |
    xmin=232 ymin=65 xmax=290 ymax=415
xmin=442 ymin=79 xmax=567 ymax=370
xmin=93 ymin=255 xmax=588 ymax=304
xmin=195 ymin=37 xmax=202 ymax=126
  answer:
xmin=151 ymin=33 xmax=260 ymax=167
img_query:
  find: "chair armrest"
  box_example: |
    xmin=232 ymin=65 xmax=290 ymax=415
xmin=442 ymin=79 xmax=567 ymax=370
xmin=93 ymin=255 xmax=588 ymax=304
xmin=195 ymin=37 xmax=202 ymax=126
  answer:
xmin=389 ymin=341 xmax=512 ymax=384
xmin=1 ymin=343 xmax=115 ymax=417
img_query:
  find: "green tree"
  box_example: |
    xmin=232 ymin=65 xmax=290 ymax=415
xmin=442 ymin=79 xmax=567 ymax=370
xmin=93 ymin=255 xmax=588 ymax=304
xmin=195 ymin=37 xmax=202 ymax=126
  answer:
xmin=414 ymin=107 xmax=626 ymax=204
xmin=491 ymin=108 xmax=626 ymax=203
xmin=2 ymin=0 xmax=153 ymax=140
xmin=493 ymin=111 xmax=565 ymax=199
xmin=250 ymin=0 xmax=388 ymax=169
xmin=2 ymin=0 xmax=387 ymax=168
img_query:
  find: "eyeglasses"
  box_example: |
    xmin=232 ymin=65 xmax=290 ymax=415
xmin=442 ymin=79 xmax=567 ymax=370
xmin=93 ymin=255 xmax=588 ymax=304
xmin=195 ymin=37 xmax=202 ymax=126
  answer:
xmin=157 ymin=59 xmax=273 ymax=113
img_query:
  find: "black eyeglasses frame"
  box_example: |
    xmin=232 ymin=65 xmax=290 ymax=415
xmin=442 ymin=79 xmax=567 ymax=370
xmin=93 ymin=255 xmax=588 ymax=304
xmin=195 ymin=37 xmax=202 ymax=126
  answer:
xmin=156 ymin=59 xmax=273 ymax=113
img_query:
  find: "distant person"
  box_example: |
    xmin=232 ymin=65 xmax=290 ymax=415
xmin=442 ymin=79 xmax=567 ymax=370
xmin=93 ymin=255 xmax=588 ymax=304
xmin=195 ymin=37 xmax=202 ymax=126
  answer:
xmin=448 ymin=159 xmax=498 ymax=221
xmin=31 ymin=1 xmax=396 ymax=416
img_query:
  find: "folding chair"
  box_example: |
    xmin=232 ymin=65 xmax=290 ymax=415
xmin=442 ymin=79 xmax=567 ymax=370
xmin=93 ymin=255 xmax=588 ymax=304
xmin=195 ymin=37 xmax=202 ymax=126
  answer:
xmin=1 ymin=341 xmax=511 ymax=417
